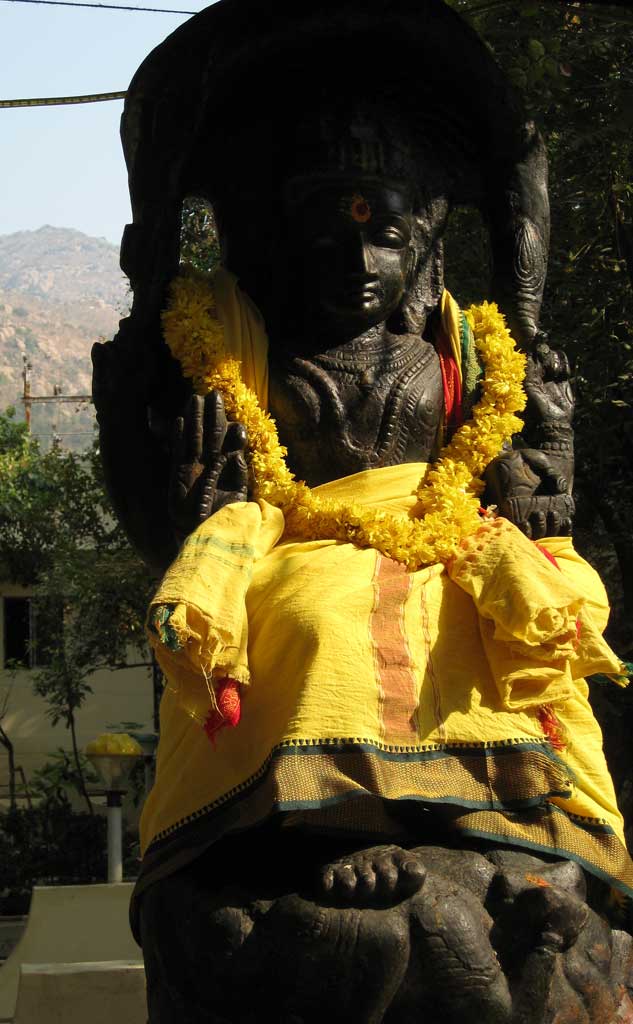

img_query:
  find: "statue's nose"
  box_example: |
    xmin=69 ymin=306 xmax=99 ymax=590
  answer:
xmin=340 ymin=232 xmax=377 ymax=277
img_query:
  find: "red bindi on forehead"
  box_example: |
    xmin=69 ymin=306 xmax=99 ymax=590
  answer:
xmin=345 ymin=194 xmax=372 ymax=223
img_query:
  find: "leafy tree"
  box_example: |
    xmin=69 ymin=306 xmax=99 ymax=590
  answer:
xmin=0 ymin=408 xmax=155 ymax=811
xmin=180 ymin=196 xmax=221 ymax=272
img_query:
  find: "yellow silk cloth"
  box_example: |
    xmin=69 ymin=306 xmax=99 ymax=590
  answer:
xmin=139 ymin=268 xmax=632 ymax=897
xmin=141 ymin=462 xmax=632 ymax=896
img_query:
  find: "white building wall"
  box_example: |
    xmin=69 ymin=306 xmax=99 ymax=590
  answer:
xmin=0 ymin=583 xmax=154 ymax=794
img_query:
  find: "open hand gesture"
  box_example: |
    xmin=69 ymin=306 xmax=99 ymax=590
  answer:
xmin=169 ymin=391 xmax=248 ymax=543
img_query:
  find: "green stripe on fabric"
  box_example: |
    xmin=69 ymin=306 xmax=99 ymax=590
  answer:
xmin=180 ymin=551 xmax=254 ymax=577
xmin=185 ymin=534 xmax=256 ymax=557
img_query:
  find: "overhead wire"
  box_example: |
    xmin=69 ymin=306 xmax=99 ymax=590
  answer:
xmin=0 ymin=92 xmax=126 ymax=107
xmin=2 ymin=0 xmax=197 ymax=105
xmin=2 ymin=0 xmax=195 ymax=12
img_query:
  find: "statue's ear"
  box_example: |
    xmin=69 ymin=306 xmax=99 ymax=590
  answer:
xmin=388 ymin=232 xmax=445 ymax=337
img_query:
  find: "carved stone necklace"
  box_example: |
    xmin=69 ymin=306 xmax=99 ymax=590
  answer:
xmin=269 ymin=333 xmax=444 ymax=485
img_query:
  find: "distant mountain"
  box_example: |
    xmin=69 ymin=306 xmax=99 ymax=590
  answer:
xmin=0 ymin=226 xmax=130 ymax=448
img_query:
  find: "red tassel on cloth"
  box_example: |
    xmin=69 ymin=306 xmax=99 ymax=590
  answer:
xmin=537 ymin=704 xmax=566 ymax=751
xmin=203 ymin=678 xmax=242 ymax=745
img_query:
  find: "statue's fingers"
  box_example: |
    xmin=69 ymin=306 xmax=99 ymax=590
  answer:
xmin=529 ymin=510 xmax=547 ymax=540
xmin=560 ymin=517 xmax=573 ymax=536
xmin=197 ymin=464 xmax=221 ymax=523
xmin=202 ymin=390 xmax=228 ymax=463
xmin=223 ymin=420 xmax=248 ymax=454
xmin=521 ymin=519 xmax=533 ymax=540
xmin=373 ymin=854 xmax=398 ymax=897
xmin=399 ymin=857 xmax=427 ymax=896
xmin=217 ymin=450 xmax=248 ymax=501
xmin=321 ymin=865 xmax=335 ymax=894
xmin=168 ymin=416 xmax=188 ymax=506
xmin=182 ymin=394 xmax=205 ymax=464
xmin=335 ymin=864 xmax=357 ymax=899
xmin=546 ymin=510 xmax=561 ymax=536
xmin=355 ymin=864 xmax=377 ymax=899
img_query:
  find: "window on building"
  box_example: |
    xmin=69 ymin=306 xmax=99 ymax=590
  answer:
xmin=3 ymin=597 xmax=62 ymax=669
xmin=4 ymin=597 xmax=31 ymax=667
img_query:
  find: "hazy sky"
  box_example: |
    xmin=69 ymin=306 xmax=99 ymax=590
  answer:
xmin=0 ymin=0 xmax=214 ymax=246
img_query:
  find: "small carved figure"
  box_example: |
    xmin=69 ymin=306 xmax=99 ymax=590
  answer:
xmin=93 ymin=2 xmax=633 ymax=1021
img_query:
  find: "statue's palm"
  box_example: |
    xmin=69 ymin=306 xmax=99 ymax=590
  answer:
xmin=169 ymin=392 xmax=249 ymax=543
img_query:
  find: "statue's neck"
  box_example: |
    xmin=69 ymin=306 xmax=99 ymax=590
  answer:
xmin=268 ymin=327 xmax=443 ymax=486
xmin=271 ymin=322 xmax=419 ymax=367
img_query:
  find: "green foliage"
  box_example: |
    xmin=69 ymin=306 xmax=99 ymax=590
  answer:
xmin=0 ymin=805 xmax=107 ymax=912
xmin=0 ymin=799 xmax=139 ymax=911
xmin=180 ymin=196 xmax=221 ymax=273
xmin=0 ymin=422 xmax=109 ymax=586
xmin=0 ymin=405 xmax=29 ymax=456
xmin=0 ymin=749 xmax=142 ymax=907
xmin=29 ymin=749 xmax=100 ymax=807
xmin=0 ymin=410 xmax=152 ymax=658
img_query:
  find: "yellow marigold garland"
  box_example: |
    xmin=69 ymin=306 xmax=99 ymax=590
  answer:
xmin=162 ymin=270 xmax=527 ymax=570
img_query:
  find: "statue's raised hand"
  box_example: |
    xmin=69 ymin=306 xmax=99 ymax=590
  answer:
xmin=486 ymin=336 xmax=575 ymax=539
xmin=169 ymin=391 xmax=248 ymax=543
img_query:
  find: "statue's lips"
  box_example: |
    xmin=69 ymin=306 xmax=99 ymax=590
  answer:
xmin=325 ymin=282 xmax=383 ymax=311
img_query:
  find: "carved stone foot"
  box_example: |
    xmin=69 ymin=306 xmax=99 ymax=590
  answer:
xmin=320 ymin=844 xmax=427 ymax=906
xmin=139 ymin=841 xmax=633 ymax=1024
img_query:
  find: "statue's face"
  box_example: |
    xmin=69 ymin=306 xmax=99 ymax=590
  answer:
xmin=285 ymin=181 xmax=415 ymax=341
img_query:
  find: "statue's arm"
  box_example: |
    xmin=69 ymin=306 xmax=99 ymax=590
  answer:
xmin=93 ymin=336 xmax=248 ymax=566
xmin=483 ymin=123 xmax=575 ymax=538
xmin=92 ymin=335 xmax=178 ymax=573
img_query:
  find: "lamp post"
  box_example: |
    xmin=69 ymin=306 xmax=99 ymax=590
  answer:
xmin=85 ymin=733 xmax=142 ymax=884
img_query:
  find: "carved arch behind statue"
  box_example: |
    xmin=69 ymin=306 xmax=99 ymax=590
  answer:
xmin=117 ymin=0 xmax=550 ymax=401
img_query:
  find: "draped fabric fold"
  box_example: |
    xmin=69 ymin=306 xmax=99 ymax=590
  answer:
xmin=140 ymin=271 xmax=633 ymax=903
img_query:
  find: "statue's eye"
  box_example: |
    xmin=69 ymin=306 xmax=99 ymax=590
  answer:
xmin=371 ymin=227 xmax=407 ymax=249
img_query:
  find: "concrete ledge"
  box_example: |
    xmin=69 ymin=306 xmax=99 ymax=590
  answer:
xmin=0 ymin=884 xmax=141 ymax=1021
xmin=14 ymin=961 xmax=146 ymax=1024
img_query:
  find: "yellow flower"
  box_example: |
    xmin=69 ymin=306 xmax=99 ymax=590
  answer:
xmin=162 ymin=273 xmax=526 ymax=570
